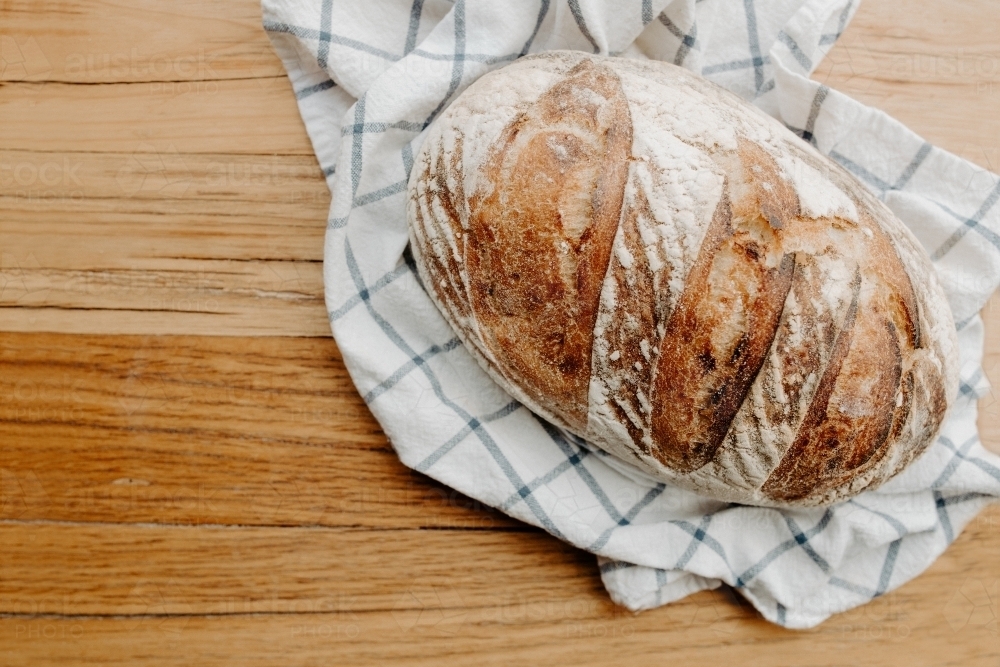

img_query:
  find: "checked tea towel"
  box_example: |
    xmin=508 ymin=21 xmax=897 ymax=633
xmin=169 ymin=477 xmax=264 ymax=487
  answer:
xmin=263 ymin=0 xmax=1000 ymax=628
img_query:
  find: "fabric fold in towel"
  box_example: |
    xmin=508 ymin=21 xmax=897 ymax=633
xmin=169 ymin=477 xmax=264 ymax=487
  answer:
xmin=263 ymin=0 xmax=1000 ymax=628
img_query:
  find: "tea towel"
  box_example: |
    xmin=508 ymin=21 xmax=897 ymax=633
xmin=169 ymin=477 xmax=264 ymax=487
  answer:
xmin=263 ymin=0 xmax=1000 ymax=628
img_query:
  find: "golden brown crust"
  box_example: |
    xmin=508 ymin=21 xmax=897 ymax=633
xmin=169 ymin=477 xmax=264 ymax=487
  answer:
xmin=649 ymin=139 xmax=803 ymax=473
xmin=648 ymin=196 xmax=794 ymax=471
xmin=761 ymin=274 xmax=862 ymax=500
xmin=759 ymin=176 xmax=932 ymax=502
xmin=464 ymin=59 xmax=632 ymax=431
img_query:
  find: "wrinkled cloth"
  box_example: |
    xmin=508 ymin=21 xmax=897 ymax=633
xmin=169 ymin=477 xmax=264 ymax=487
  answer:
xmin=263 ymin=0 xmax=1000 ymax=628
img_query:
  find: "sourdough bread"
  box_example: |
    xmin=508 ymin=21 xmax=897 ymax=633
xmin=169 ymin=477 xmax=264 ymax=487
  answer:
xmin=406 ymin=51 xmax=958 ymax=507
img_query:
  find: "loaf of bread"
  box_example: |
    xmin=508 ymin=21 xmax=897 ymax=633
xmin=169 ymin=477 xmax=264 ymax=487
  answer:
xmin=406 ymin=51 xmax=958 ymax=507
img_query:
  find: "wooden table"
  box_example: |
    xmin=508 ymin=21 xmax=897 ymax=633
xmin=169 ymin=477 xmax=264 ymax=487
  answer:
xmin=2 ymin=1 xmax=998 ymax=664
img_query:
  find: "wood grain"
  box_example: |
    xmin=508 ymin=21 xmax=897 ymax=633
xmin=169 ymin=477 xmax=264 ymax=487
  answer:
xmin=1 ymin=508 xmax=998 ymax=665
xmin=0 ymin=151 xmax=330 ymax=337
xmin=982 ymin=292 xmax=1000 ymax=458
xmin=813 ymin=0 xmax=1000 ymax=171
xmin=0 ymin=79 xmax=316 ymax=155
xmin=0 ymin=612 xmax=993 ymax=667
xmin=0 ymin=332 xmax=515 ymax=529
xmin=0 ymin=0 xmax=287 ymax=85
xmin=1 ymin=0 xmax=998 ymax=665
xmin=0 ymin=0 xmax=329 ymax=336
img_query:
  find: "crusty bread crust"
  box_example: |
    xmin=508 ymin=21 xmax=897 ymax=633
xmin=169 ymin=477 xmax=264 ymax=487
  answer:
xmin=407 ymin=51 xmax=958 ymax=507
xmin=464 ymin=58 xmax=631 ymax=432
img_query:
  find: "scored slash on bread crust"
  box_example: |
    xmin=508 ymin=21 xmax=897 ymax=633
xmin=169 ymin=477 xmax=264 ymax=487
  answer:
xmin=649 ymin=139 xmax=799 ymax=474
xmin=407 ymin=51 xmax=959 ymax=507
xmin=464 ymin=58 xmax=631 ymax=432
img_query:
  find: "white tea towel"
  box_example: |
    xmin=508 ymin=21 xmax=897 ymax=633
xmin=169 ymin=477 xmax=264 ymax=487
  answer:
xmin=262 ymin=0 xmax=1000 ymax=628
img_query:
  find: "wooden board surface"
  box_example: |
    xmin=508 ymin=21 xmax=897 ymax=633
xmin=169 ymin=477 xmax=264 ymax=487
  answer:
xmin=2 ymin=0 xmax=999 ymax=664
